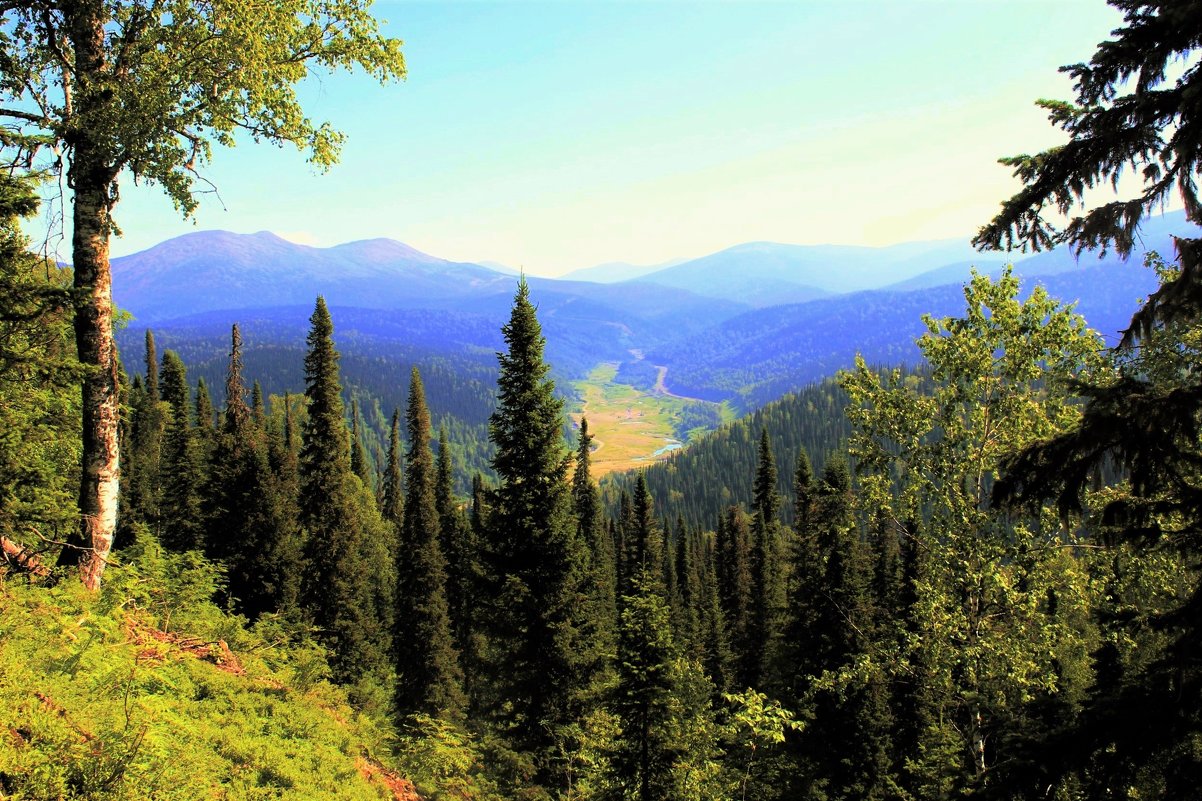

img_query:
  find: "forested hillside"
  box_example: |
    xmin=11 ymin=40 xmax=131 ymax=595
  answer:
xmin=5 ymin=2 xmax=1202 ymax=800
xmin=599 ymin=377 xmax=856 ymax=528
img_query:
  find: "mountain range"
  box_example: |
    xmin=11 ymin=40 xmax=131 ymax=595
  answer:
xmin=112 ymin=209 xmax=1197 ymax=420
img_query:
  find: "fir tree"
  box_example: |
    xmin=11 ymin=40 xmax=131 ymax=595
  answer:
xmin=381 ymin=408 xmax=404 ymax=530
xmin=483 ymin=277 xmax=589 ymax=786
xmin=574 ymin=418 xmax=618 ymax=677
xmin=299 ymin=297 xmax=392 ymax=685
xmin=195 ymin=378 xmax=215 ymax=435
xmin=394 ymin=367 xmax=465 ymax=718
xmin=159 ymin=350 xmax=203 ymax=551
xmin=144 ymin=329 xmax=159 ymax=402
xmin=350 ymin=398 xmax=371 ymax=487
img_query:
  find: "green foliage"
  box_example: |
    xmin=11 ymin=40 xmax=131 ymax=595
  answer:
xmin=720 ymin=690 xmax=802 ymax=801
xmin=395 ymin=368 xmax=465 ymax=718
xmin=298 ymin=298 xmax=394 ymax=687
xmin=396 ymin=714 xmax=502 ymax=801
xmin=1 ymin=0 xmax=405 ymax=215
xmin=0 ymin=175 xmax=79 ymax=550
xmin=482 ymin=278 xmax=591 ymax=785
xmin=840 ymin=269 xmax=1105 ymax=796
xmin=0 ymin=542 xmax=404 ymax=801
xmin=602 ymin=378 xmax=850 ymax=530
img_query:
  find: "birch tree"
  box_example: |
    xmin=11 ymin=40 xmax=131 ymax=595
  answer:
xmin=0 ymin=0 xmax=405 ymax=588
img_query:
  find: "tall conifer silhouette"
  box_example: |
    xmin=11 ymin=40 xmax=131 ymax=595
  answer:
xmin=394 ymin=367 xmax=465 ymax=717
xmin=484 ymin=278 xmax=588 ymax=784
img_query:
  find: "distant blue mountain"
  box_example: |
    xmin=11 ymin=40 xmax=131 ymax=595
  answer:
xmin=888 ymin=209 xmax=1199 ymax=291
xmin=629 ymin=238 xmax=1010 ymax=305
xmin=648 ymin=258 xmax=1164 ymax=411
xmin=560 ymin=257 xmax=688 ymax=284
xmin=112 ymin=230 xmax=514 ymax=322
xmin=113 ymin=218 xmax=1196 ymax=421
xmin=113 ymin=230 xmax=753 ymax=380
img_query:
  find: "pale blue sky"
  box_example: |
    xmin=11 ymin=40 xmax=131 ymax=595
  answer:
xmin=91 ymin=0 xmax=1122 ymax=275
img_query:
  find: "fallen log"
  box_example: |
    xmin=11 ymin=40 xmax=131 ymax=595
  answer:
xmin=0 ymin=535 xmax=50 ymax=578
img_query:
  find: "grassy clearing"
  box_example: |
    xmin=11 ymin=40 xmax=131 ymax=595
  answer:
xmin=571 ymin=362 xmax=732 ymax=478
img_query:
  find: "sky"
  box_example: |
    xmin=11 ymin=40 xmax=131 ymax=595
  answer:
xmin=72 ymin=0 xmax=1126 ymax=276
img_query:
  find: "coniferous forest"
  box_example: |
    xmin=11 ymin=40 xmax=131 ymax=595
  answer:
xmin=3 ymin=1 xmax=1202 ymax=799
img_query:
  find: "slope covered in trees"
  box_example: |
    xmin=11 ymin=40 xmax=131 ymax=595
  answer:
xmin=6 ymin=2 xmax=1202 ymax=799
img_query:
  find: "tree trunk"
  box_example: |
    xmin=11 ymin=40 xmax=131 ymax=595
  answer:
xmin=60 ymin=1 xmax=121 ymax=591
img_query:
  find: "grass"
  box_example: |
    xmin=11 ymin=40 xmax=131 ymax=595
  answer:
xmin=571 ymin=362 xmax=732 ymax=478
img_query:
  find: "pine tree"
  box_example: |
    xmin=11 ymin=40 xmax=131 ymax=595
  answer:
xmin=299 ymin=297 xmax=393 ymax=685
xmin=483 ymin=277 xmax=589 ymax=786
xmin=394 ymin=367 xmax=465 ymax=718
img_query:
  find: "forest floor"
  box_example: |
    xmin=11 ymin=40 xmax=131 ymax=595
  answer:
xmin=571 ymin=362 xmax=729 ymax=477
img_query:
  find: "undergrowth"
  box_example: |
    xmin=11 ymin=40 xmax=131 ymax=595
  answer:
xmin=0 ymin=535 xmax=400 ymax=800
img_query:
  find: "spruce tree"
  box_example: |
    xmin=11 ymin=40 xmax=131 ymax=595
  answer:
xmin=381 ymin=408 xmax=404 ymax=530
xmin=202 ymin=324 xmax=302 ymax=621
xmin=298 ymin=297 xmax=393 ymax=685
xmin=436 ymin=425 xmax=478 ymax=685
xmin=251 ymin=380 xmax=265 ymax=424
xmin=223 ymin=324 xmax=250 ymax=433
xmin=125 ymin=330 xmax=165 ymax=529
xmin=195 ymin=378 xmax=215 ymax=435
xmin=350 ymin=398 xmax=371 ymax=487
xmin=752 ymin=429 xmax=779 ymax=527
xmin=611 ymin=476 xmax=718 ymax=801
xmin=750 ymin=430 xmax=786 ymax=690
xmin=575 ymin=417 xmax=618 ymax=674
xmin=263 ymin=394 xmax=304 ymax=618
xmin=718 ymin=505 xmax=755 ymax=688
xmin=483 ymin=277 xmax=589 ymax=785
xmin=159 ymin=350 xmax=203 ymax=551
xmin=394 ymin=367 xmax=465 ymax=718
xmin=144 ymin=329 xmax=159 ymax=402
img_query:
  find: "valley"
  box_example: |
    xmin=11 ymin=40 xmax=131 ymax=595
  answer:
xmin=570 ymin=362 xmax=733 ymax=476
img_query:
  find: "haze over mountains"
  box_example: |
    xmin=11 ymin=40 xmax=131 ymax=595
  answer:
xmin=113 ymin=209 xmax=1196 ymax=417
